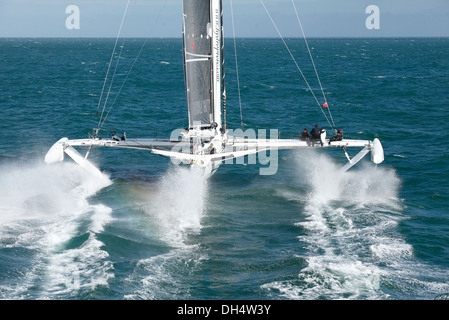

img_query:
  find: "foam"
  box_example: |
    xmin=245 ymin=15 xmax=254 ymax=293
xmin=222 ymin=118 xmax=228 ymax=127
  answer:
xmin=143 ymin=165 xmax=209 ymax=247
xmin=89 ymin=204 xmax=114 ymax=234
xmin=0 ymin=162 xmax=111 ymax=223
xmin=262 ymin=255 xmax=386 ymax=300
xmin=125 ymin=165 xmax=210 ymax=299
xmin=263 ymin=149 xmax=404 ymax=299
xmin=0 ymin=161 xmax=113 ymax=298
xmin=43 ymin=233 xmax=114 ymax=297
xmin=124 ymin=246 xmax=205 ymax=300
xmin=275 ymin=151 xmax=449 ymax=299
xmin=370 ymin=242 xmax=414 ymax=264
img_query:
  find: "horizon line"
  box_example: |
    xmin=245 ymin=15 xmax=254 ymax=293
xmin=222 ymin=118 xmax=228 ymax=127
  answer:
xmin=2 ymin=35 xmax=449 ymax=39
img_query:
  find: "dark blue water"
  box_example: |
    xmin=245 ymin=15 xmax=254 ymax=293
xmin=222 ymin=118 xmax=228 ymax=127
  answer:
xmin=0 ymin=37 xmax=448 ymax=300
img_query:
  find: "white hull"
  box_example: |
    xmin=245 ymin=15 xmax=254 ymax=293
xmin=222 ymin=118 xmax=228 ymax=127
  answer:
xmin=45 ymin=131 xmax=383 ymax=177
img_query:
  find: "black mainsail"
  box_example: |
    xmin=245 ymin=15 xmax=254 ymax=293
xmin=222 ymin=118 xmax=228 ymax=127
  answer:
xmin=182 ymin=0 xmax=222 ymax=130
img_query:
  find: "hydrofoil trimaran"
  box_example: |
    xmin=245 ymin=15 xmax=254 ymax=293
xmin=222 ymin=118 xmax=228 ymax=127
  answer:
xmin=45 ymin=0 xmax=384 ymax=177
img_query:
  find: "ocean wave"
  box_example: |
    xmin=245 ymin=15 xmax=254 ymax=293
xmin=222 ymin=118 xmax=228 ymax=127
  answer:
xmin=122 ymin=165 xmax=210 ymax=299
xmin=0 ymin=162 xmax=113 ymax=299
xmin=263 ymin=150 xmax=402 ymax=299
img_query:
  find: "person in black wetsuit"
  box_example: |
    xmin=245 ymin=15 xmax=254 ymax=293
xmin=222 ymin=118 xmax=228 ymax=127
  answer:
xmin=310 ymin=124 xmax=323 ymax=146
xmin=300 ymin=128 xmax=310 ymax=141
xmin=329 ymin=129 xmax=343 ymax=144
xmin=300 ymin=128 xmax=311 ymax=146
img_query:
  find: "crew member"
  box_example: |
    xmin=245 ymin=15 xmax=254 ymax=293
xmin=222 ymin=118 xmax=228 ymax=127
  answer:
xmin=310 ymin=124 xmax=323 ymax=146
xmin=329 ymin=129 xmax=343 ymax=144
xmin=300 ymin=128 xmax=310 ymax=142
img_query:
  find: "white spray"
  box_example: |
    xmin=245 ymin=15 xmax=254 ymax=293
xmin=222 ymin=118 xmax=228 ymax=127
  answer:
xmin=0 ymin=161 xmax=113 ymax=298
xmin=263 ymin=149 xmax=404 ymax=299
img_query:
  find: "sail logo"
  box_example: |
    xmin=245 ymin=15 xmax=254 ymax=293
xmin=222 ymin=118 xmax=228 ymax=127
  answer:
xmin=213 ymin=8 xmax=221 ymax=85
xmin=66 ymin=5 xmax=80 ymax=30
xmin=365 ymin=5 xmax=380 ymax=30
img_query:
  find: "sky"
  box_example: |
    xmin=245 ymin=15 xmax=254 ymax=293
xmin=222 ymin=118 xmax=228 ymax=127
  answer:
xmin=0 ymin=0 xmax=448 ymax=38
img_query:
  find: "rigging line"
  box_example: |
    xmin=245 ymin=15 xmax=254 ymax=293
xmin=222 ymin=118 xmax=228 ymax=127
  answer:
xmin=99 ymin=0 xmax=168 ymax=130
xmin=100 ymin=39 xmax=148 ymax=129
xmin=230 ymin=0 xmax=244 ymax=128
xmin=99 ymin=39 xmax=126 ymax=128
xmin=292 ymin=0 xmax=336 ymax=130
xmin=291 ymin=0 xmax=326 ymax=103
xmin=259 ymin=0 xmax=332 ymax=129
xmin=96 ymin=0 xmax=130 ymax=133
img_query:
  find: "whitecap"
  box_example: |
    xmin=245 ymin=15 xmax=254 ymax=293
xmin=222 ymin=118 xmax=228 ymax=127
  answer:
xmin=262 ymin=149 xmax=403 ymax=299
xmin=123 ymin=165 xmax=210 ymax=299
xmin=0 ymin=161 xmax=113 ymax=298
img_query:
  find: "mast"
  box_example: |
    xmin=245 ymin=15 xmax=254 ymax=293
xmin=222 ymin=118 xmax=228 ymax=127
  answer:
xmin=220 ymin=0 xmax=227 ymax=131
xmin=211 ymin=0 xmax=223 ymax=131
xmin=182 ymin=0 xmax=222 ymax=131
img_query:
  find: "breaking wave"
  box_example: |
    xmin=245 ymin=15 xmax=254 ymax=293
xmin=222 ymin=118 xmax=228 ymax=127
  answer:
xmin=0 ymin=161 xmax=113 ymax=299
xmin=262 ymin=149 xmax=420 ymax=299
xmin=124 ymin=165 xmax=210 ymax=299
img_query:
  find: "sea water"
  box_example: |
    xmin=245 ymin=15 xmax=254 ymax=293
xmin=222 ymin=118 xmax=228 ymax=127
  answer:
xmin=0 ymin=38 xmax=448 ymax=300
